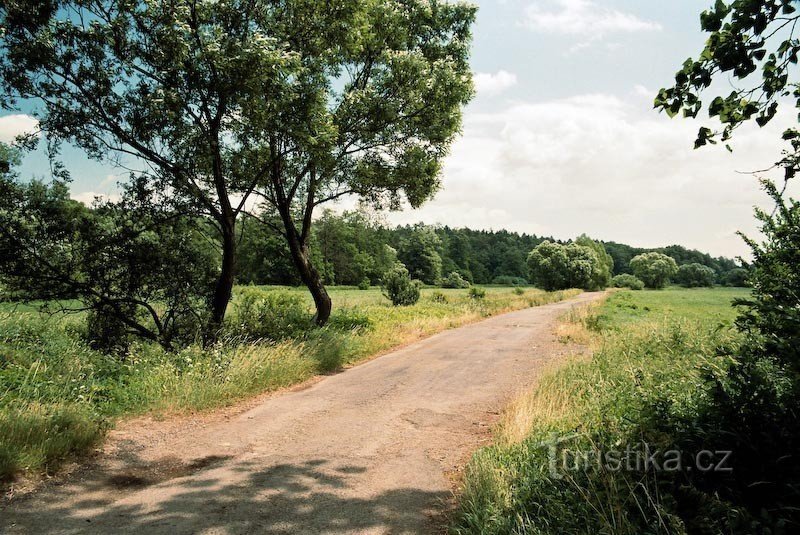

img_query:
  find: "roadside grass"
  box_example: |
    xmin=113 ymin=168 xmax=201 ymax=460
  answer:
xmin=0 ymin=286 xmax=580 ymax=483
xmin=452 ymin=287 xmax=749 ymax=535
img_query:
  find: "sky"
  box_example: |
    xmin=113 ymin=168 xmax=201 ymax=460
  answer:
xmin=0 ymin=0 xmax=795 ymax=258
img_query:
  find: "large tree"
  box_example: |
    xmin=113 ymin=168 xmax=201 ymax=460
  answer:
xmin=0 ymin=0 xmax=475 ymax=329
xmin=243 ymin=0 xmax=475 ymax=323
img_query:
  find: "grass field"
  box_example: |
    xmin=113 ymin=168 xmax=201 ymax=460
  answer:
xmin=0 ymin=285 xmax=579 ymax=482
xmin=452 ymin=286 xmax=750 ymax=534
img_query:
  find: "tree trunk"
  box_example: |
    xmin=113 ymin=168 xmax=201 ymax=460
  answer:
xmin=285 ymin=230 xmax=332 ymax=326
xmin=207 ymin=220 xmax=236 ymax=343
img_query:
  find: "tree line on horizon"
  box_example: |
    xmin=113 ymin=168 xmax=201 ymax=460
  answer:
xmin=236 ymin=208 xmax=747 ymax=288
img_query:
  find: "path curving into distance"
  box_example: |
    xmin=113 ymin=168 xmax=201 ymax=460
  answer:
xmin=1 ymin=292 xmax=603 ymax=535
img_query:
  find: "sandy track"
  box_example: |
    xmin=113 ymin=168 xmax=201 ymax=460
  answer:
xmin=1 ymin=292 xmax=602 ymax=534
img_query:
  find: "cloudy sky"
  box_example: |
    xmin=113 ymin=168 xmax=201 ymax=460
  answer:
xmin=1 ymin=0 xmax=795 ymax=258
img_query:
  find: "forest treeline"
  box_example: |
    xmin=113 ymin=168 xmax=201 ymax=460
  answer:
xmin=238 ymin=209 xmax=745 ymax=287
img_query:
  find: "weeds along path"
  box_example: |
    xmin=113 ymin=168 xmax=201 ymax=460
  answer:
xmin=1 ymin=292 xmax=603 ymax=535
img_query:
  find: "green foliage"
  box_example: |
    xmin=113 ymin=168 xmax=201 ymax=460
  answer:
xmin=611 ymin=273 xmax=645 ymax=290
xmin=675 ymin=262 xmax=717 ymax=287
xmin=381 ymin=263 xmax=422 ymax=306
xmin=630 ymin=252 xmax=678 ymax=289
xmin=655 ymin=0 xmax=800 ymax=175
xmin=0 ymin=176 xmax=218 ymax=350
xmin=429 ymin=291 xmax=448 ymax=303
xmin=314 ymin=210 xmax=398 ymax=286
xmin=513 ymin=287 xmax=525 ymax=296
xmin=468 ymin=287 xmax=487 ymax=300
xmin=357 ymin=279 xmax=371 ymax=291
xmin=325 ymin=308 xmax=373 ymax=333
xmin=527 ymin=240 xmax=606 ymax=291
xmin=442 ymin=271 xmax=471 ymax=289
xmin=575 ymin=234 xmax=614 ymax=289
xmin=723 ymin=267 xmax=750 ymax=287
xmin=651 ymin=1 xmax=800 ymax=527
xmin=228 ymin=289 xmax=312 ymax=343
xmin=397 ymin=225 xmax=443 ymax=285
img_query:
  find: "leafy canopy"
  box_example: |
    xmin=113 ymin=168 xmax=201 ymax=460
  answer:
xmin=629 ymin=252 xmax=678 ymax=289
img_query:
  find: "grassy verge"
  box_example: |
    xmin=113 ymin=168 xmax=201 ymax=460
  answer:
xmin=452 ymin=287 xmax=750 ymax=534
xmin=0 ymin=286 xmax=580 ymax=482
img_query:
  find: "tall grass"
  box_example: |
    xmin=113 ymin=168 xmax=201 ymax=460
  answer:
xmin=452 ymin=288 xmax=749 ymax=534
xmin=0 ymin=286 xmax=580 ymax=482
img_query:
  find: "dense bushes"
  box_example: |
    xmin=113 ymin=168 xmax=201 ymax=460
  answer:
xmin=630 ymin=252 xmax=678 ymax=289
xmin=442 ymin=271 xmax=471 ymax=288
xmin=675 ymin=262 xmax=716 ymax=287
xmin=229 ymin=289 xmax=312 ymax=342
xmin=381 ymin=264 xmax=422 ymax=306
xmin=723 ymin=267 xmax=749 ymax=287
xmin=527 ymin=240 xmax=609 ymax=291
xmin=611 ymin=273 xmax=644 ymax=290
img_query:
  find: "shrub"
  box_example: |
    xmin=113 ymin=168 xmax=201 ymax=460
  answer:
xmin=527 ymin=241 xmax=606 ymax=291
xmin=513 ymin=287 xmax=525 ymax=296
xmin=611 ymin=274 xmax=644 ymax=290
xmin=430 ymin=291 xmax=448 ymax=303
xmin=381 ymin=263 xmax=421 ymax=306
xmin=468 ymin=286 xmax=487 ymax=300
xmin=326 ymin=308 xmax=372 ymax=333
xmin=723 ymin=267 xmax=750 ymax=287
xmin=675 ymin=262 xmax=716 ymax=287
xmin=442 ymin=271 xmax=471 ymax=289
xmin=630 ymin=252 xmax=678 ymax=289
xmin=357 ymin=278 xmax=371 ymax=290
xmin=491 ymin=275 xmax=527 ymax=286
xmin=229 ymin=289 xmax=312 ymax=341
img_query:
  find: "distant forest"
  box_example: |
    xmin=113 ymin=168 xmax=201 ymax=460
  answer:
xmin=238 ymin=210 xmax=743 ymax=287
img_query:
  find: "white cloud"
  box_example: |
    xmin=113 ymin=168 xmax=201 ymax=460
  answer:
xmin=0 ymin=114 xmax=39 ymax=143
xmin=523 ymin=0 xmax=661 ymax=40
xmin=474 ymin=70 xmax=518 ymax=96
xmin=388 ymin=93 xmax=795 ymax=258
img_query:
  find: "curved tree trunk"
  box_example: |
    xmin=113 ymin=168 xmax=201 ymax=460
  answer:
xmin=285 ymin=229 xmax=332 ymax=326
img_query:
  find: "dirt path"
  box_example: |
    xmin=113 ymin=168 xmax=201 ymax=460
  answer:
xmin=1 ymin=292 xmax=602 ymax=534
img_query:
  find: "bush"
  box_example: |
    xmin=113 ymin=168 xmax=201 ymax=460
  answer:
xmin=357 ymin=278 xmax=371 ymax=290
xmin=381 ymin=263 xmax=421 ymax=306
xmin=229 ymin=289 xmax=312 ymax=341
xmin=442 ymin=271 xmax=471 ymax=289
xmin=468 ymin=286 xmax=487 ymax=300
xmin=491 ymin=275 xmax=527 ymax=286
xmin=527 ymin=240 xmax=606 ymax=291
xmin=611 ymin=274 xmax=644 ymax=290
xmin=429 ymin=291 xmax=448 ymax=303
xmin=675 ymin=262 xmax=716 ymax=287
xmin=513 ymin=287 xmax=525 ymax=295
xmin=723 ymin=267 xmax=750 ymax=287
xmin=326 ymin=308 xmax=373 ymax=333
xmin=630 ymin=252 xmax=678 ymax=289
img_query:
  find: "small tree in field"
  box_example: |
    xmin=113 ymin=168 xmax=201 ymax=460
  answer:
xmin=629 ymin=252 xmax=678 ymax=289
xmin=382 ymin=263 xmax=421 ymax=306
xmin=675 ymin=262 xmax=716 ymax=288
xmin=527 ymin=241 xmax=604 ymax=291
